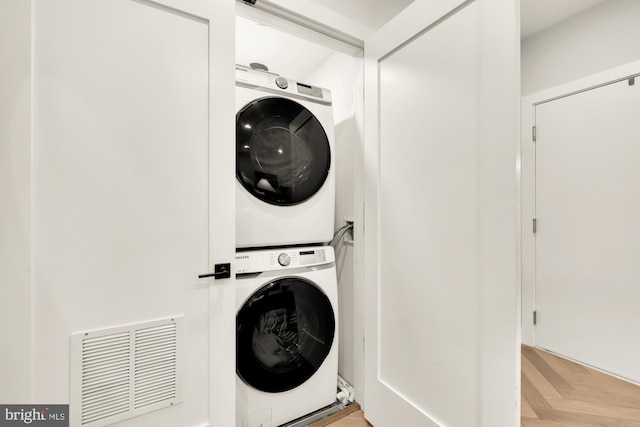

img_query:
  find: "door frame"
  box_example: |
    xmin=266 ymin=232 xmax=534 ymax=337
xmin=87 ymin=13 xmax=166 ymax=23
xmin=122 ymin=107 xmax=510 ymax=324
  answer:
xmin=520 ymin=59 xmax=640 ymax=347
xmin=234 ymin=0 xmax=368 ymax=404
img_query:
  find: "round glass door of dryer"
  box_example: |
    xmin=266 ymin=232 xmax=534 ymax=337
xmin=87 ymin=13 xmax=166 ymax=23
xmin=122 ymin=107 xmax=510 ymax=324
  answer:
xmin=236 ymin=277 xmax=335 ymax=393
xmin=236 ymin=97 xmax=331 ymax=206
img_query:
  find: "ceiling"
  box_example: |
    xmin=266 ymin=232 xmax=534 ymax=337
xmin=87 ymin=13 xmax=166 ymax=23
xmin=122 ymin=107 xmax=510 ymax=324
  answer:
xmin=236 ymin=0 xmax=610 ymax=80
xmin=520 ymin=0 xmax=607 ymax=39
xmin=307 ymin=0 xmax=609 ymax=39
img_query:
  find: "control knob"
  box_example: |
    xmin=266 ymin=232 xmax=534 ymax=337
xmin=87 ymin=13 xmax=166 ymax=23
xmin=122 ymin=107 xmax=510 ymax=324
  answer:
xmin=277 ymin=253 xmax=291 ymax=266
xmin=275 ymin=76 xmax=289 ymax=89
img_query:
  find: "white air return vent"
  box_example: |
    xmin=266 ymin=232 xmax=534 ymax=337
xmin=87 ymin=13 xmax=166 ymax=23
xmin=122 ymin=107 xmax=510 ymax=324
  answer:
xmin=70 ymin=317 xmax=183 ymax=426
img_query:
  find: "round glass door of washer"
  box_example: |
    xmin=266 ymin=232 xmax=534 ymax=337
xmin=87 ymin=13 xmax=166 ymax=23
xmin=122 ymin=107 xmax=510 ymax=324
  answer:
xmin=236 ymin=97 xmax=331 ymax=206
xmin=236 ymin=277 xmax=335 ymax=393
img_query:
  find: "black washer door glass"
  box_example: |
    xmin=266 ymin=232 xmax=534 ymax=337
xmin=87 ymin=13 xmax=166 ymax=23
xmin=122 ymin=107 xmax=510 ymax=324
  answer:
xmin=236 ymin=97 xmax=331 ymax=206
xmin=236 ymin=277 xmax=335 ymax=393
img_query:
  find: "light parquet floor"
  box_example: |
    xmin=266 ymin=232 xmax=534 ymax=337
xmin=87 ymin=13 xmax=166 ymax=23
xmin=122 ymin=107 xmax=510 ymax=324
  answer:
xmin=320 ymin=346 xmax=640 ymax=427
xmin=310 ymin=404 xmax=372 ymax=427
xmin=522 ymin=345 xmax=640 ymax=427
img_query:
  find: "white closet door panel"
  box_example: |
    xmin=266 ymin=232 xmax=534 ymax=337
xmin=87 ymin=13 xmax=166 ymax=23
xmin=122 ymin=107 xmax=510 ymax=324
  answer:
xmin=363 ymin=0 xmax=519 ymax=426
xmin=33 ymin=1 xmax=218 ymax=425
xmin=536 ymin=78 xmax=640 ymax=382
xmin=377 ymin=4 xmax=478 ymax=427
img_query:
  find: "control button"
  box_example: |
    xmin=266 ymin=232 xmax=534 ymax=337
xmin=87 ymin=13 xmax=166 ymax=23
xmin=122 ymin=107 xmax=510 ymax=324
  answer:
xmin=278 ymin=253 xmax=291 ymax=266
xmin=275 ymin=76 xmax=289 ymax=89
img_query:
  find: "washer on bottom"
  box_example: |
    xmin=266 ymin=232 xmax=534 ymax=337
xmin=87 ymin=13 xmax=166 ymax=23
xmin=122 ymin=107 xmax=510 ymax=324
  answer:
xmin=235 ymin=246 xmax=338 ymax=427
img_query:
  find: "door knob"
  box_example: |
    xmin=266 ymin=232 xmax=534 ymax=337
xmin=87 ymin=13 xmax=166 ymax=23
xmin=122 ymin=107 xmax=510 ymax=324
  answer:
xmin=198 ymin=263 xmax=231 ymax=279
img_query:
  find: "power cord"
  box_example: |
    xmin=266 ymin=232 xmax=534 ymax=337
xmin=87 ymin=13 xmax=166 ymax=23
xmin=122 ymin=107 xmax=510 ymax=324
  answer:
xmin=330 ymin=222 xmax=353 ymax=248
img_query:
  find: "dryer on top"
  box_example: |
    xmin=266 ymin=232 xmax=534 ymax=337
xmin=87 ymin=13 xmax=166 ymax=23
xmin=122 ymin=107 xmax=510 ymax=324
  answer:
xmin=235 ymin=64 xmax=335 ymax=249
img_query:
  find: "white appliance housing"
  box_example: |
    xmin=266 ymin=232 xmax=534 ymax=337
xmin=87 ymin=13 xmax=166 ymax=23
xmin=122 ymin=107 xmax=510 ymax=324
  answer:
xmin=235 ymin=246 xmax=338 ymax=427
xmin=235 ymin=65 xmax=335 ymax=248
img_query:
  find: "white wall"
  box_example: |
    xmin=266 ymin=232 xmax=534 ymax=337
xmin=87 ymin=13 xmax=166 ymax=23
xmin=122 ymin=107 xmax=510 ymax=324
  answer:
xmin=521 ymin=0 xmax=640 ymax=345
xmin=522 ymin=0 xmax=640 ymax=95
xmin=0 ymin=0 xmax=32 ymax=403
xmin=305 ymin=52 xmax=363 ymax=388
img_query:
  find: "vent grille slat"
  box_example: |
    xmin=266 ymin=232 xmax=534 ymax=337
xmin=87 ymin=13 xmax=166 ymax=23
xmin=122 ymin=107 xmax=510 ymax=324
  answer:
xmin=135 ymin=337 xmax=176 ymax=352
xmin=83 ymin=332 xmax=130 ymax=345
xmin=135 ymin=359 xmax=175 ymax=372
xmin=82 ymin=365 xmax=129 ymax=381
xmin=136 ymin=324 xmax=176 ymax=336
xmin=135 ymin=390 xmax=176 ymax=409
xmin=83 ymin=342 xmax=130 ymax=354
xmin=81 ymin=386 xmax=130 ymax=406
xmin=136 ymin=380 xmax=174 ymax=401
xmin=83 ymin=335 xmax=130 ymax=349
xmin=135 ymin=359 xmax=176 ymax=373
xmin=135 ymin=376 xmax=176 ymax=393
xmin=82 ymin=358 xmax=129 ymax=371
xmin=135 ymin=370 xmax=175 ymax=386
xmin=82 ymin=403 xmax=130 ymax=424
xmin=137 ymin=328 xmax=176 ymax=337
xmin=82 ymin=366 xmax=129 ymax=382
xmin=71 ymin=317 xmax=182 ymax=426
xmin=82 ymin=393 xmax=130 ymax=415
xmin=82 ymin=379 xmax=130 ymax=397
xmin=82 ymin=373 xmax=130 ymax=391
xmin=82 ymin=347 xmax=130 ymax=363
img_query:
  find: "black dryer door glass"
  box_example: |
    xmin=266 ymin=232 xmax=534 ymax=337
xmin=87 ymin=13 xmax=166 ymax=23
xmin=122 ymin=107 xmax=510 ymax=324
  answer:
xmin=236 ymin=277 xmax=335 ymax=393
xmin=236 ymin=97 xmax=331 ymax=206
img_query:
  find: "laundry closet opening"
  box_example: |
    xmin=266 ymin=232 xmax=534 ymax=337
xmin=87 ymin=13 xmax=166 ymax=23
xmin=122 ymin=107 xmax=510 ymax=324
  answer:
xmin=234 ymin=0 xmax=364 ymax=419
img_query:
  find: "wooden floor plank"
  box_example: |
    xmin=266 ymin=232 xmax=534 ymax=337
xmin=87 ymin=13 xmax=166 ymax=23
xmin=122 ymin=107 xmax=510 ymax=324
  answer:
xmin=534 ymin=347 xmax=582 ymax=385
xmin=522 ymin=353 xmax=563 ymax=399
xmin=522 ymin=370 xmax=553 ymax=413
xmin=564 ymin=385 xmax=640 ymax=409
xmin=521 ymin=419 xmax=573 ymax=427
xmin=522 ymin=346 xmax=573 ymax=392
xmin=535 ymin=406 xmax=640 ymax=427
xmin=521 ymin=395 xmax=539 ymax=420
xmin=311 ymin=404 xmax=364 ymax=427
xmin=547 ymin=397 xmax=640 ymax=423
xmin=558 ymin=354 xmax=590 ymax=375
xmin=522 ymin=345 xmax=640 ymax=427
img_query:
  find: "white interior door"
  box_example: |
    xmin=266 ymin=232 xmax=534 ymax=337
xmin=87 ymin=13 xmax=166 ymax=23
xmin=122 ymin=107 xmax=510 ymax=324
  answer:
xmin=535 ymin=77 xmax=640 ymax=382
xmin=362 ymin=0 xmax=519 ymax=426
xmin=32 ymin=1 xmax=235 ymax=426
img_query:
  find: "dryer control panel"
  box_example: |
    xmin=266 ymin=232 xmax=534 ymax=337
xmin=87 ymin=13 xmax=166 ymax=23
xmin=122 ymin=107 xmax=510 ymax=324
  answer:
xmin=235 ymin=246 xmax=334 ymax=275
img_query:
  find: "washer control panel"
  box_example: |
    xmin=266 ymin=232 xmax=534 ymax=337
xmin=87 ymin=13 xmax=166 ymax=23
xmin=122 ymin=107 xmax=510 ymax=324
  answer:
xmin=235 ymin=246 xmax=333 ymax=275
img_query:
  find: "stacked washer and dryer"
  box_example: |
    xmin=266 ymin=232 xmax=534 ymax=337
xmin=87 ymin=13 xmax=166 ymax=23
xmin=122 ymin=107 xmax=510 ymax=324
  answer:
xmin=234 ymin=64 xmax=339 ymax=427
